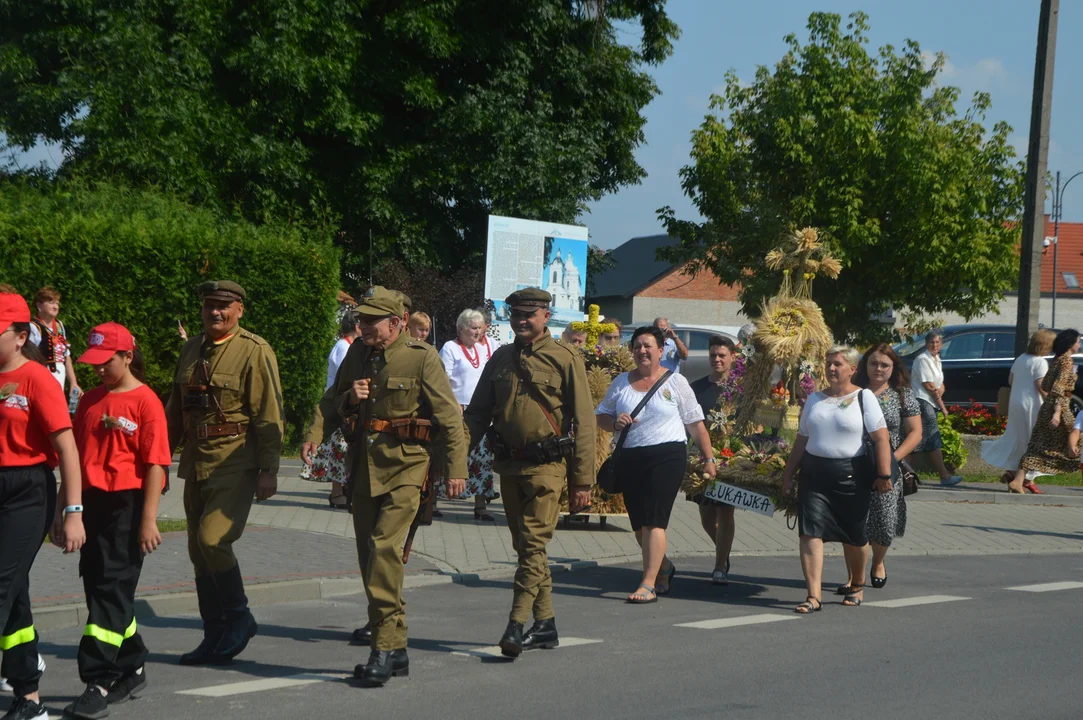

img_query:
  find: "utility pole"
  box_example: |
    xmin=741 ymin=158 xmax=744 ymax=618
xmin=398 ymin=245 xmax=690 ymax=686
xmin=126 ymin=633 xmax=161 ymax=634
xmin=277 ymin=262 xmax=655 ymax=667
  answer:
xmin=1015 ymin=0 xmax=1059 ymax=356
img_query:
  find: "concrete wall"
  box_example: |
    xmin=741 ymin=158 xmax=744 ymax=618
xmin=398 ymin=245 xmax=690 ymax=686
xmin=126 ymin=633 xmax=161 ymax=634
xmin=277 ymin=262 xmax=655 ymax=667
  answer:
xmin=630 ymin=296 xmax=749 ymax=326
xmin=910 ymin=294 xmax=1083 ymax=331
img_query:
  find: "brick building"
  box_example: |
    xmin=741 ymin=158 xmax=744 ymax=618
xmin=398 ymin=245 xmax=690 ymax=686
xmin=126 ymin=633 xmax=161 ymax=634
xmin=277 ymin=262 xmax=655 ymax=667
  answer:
xmin=588 ymin=234 xmax=746 ymax=325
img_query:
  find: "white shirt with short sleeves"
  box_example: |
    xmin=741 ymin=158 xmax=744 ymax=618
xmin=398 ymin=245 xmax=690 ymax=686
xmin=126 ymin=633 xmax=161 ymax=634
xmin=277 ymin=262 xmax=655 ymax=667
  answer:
xmin=798 ymin=389 xmax=887 ymax=458
xmin=29 ymin=320 xmax=70 ymax=390
xmin=911 ymin=350 xmax=944 ymax=406
xmin=660 ymin=337 xmax=682 ymax=374
xmin=326 ymin=338 xmax=352 ymax=390
xmin=596 ymin=372 xmax=703 ymax=448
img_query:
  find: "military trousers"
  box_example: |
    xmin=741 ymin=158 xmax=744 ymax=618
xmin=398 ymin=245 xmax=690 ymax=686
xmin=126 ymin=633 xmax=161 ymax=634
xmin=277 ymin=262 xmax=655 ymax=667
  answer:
xmin=352 ymin=482 xmax=420 ymax=652
xmin=184 ymin=470 xmax=259 ymax=577
xmin=500 ymin=472 xmax=564 ymax=624
xmin=0 ymin=465 xmax=55 ymax=697
xmin=78 ymin=488 xmax=148 ymax=686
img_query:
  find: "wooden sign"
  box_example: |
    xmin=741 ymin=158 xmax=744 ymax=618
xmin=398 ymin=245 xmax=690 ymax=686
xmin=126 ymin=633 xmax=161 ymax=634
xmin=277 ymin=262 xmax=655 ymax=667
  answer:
xmin=703 ymin=481 xmax=776 ymax=517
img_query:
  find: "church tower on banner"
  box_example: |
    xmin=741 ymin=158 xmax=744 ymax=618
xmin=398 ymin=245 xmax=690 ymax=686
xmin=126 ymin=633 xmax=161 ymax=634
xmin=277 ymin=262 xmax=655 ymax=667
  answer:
xmin=548 ymin=250 xmax=583 ymax=312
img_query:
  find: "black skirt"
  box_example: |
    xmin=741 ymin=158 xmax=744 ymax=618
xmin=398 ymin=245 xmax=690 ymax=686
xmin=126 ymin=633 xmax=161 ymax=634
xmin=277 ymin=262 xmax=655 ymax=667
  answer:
xmin=798 ymin=453 xmax=874 ymax=546
xmin=614 ymin=441 xmax=687 ymax=531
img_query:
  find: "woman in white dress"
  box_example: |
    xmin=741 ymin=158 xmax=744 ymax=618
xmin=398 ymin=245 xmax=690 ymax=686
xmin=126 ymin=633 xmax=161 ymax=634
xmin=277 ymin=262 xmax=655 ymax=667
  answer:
xmin=436 ymin=308 xmax=498 ymax=520
xmin=301 ymin=311 xmax=362 ymax=508
xmin=982 ymin=329 xmax=1055 ymax=487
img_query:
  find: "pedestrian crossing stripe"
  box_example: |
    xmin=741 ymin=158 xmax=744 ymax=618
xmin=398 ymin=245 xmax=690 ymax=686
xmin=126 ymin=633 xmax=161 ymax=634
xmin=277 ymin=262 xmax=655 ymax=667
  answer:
xmin=178 ymin=673 xmax=349 ymax=697
xmin=675 ymin=614 xmax=798 ymax=629
xmin=862 ymin=595 xmax=970 ymax=608
xmin=1005 ymin=581 xmax=1083 ymax=593
xmin=451 ymin=637 xmax=602 ymax=658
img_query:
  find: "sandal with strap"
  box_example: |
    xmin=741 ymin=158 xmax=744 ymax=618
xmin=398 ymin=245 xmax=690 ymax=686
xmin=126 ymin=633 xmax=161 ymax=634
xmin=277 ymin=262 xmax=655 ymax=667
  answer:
xmin=834 ymin=584 xmax=857 ymax=596
xmin=656 ymin=562 xmax=677 ymax=596
xmin=843 ymin=585 xmax=865 ymax=607
xmin=794 ymin=596 xmax=822 ymax=614
xmin=1023 ymin=481 xmax=1044 ymax=495
xmin=626 ymin=585 xmax=658 ymax=604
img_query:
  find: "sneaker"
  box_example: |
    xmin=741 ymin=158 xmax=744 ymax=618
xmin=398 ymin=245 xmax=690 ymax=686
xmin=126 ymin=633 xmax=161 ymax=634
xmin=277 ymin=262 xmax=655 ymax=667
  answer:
xmin=0 ymin=655 xmax=45 ymax=694
xmin=64 ymin=684 xmax=109 ymax=719
xmin=2 ymin=697 xmax=49 ymax=720
xmin=107 ymin=667 xmax=147 ymax=705
xmin=940 ymin=475 xmax=963 ymax=487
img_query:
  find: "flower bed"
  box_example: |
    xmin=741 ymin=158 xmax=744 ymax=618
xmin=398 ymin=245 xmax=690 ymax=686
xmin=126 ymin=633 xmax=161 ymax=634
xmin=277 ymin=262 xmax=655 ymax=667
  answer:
xmin=946 ymin=401 xmax=1005 ymax=436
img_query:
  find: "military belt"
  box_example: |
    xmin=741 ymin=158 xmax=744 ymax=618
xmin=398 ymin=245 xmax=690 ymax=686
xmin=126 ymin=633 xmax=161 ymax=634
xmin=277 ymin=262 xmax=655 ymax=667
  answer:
xmin=367 ymin=418 xmax=434 ymax=443
xmin=195 ymin=422 xmax=248 ymax=439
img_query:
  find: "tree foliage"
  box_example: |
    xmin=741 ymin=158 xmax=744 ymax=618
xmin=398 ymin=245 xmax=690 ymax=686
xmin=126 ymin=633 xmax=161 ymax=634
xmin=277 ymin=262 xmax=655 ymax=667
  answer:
xmin=0 ymin=0 xmax=678 ymax=274
xmin=658 ymin=12 xmax=1024 ymax=341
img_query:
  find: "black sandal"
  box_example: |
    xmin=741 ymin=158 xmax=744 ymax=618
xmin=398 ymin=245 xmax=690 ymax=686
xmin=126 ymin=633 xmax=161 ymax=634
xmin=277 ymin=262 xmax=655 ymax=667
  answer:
xmin=794 ymin=596 xmax=822 ymax=614
xmin=834 ymin=584 xmax=857 ymax=595
xmin=843 ymin=585 xmax=865 ymax=607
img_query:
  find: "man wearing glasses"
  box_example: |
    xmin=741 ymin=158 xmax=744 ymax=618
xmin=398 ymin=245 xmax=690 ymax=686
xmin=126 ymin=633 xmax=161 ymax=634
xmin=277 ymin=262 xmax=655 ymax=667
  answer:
xmin=165 ymin=280 xmax=284 ymax=666
xmin=464 ymin=287 xmax=595 ymax=659
xmin=306 ymin=285 xmax=467 ymax=686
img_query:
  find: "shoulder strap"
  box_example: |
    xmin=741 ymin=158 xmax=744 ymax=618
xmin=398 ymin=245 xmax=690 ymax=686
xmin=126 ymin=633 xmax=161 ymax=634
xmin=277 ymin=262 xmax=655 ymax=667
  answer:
xmin=613 ymin=370 xmax=674 ymax=453
xmin=514 ymin=359 xmax=562 ymax=436
xmin=856 ymin=389 xmax=873 ymax=444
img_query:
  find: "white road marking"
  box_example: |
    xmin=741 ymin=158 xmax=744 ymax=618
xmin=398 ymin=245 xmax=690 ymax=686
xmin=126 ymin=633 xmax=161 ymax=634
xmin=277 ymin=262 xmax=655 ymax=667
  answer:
xmin=177 ymin=673 xmax=349 ymax=697
xmin=863 ymin=595 xmax=970 ymax=608
xmin=674 ymin=614 xmax=798 ymax=630
xmin=451 ymin=637 xmax=602 ymax=658
xmin=1006 ymin=581 xmax=1083 ymax=593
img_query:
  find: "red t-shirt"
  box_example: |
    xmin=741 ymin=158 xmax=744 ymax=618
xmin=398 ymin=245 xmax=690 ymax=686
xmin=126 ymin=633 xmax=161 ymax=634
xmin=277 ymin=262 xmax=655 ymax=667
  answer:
xmin=74 ymin=384 xmax=173 ymax=492
xmin=0 ymin=360 xmax=72 ymax=467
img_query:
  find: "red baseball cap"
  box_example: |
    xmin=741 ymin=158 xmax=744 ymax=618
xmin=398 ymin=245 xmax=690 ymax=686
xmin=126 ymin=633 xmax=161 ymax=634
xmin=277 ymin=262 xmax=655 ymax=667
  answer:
xmin=0 ymin=293 xmax=31 ymax=333
xmin=77 ymin=322 xmax=136 ymax=365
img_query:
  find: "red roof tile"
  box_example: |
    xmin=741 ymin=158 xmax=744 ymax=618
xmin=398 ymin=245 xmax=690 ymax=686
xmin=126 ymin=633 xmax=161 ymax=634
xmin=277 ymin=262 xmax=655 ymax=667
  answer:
xmin=1040 ymin=217 xmax=1083 ymax=295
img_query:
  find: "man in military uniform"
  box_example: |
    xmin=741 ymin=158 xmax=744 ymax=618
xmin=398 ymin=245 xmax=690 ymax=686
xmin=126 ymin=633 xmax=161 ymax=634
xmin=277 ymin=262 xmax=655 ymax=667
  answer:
xmin=463 ymin=288 xmax=595 ymax=658
xmin=165 ymin=280 xmax=284 ymax=665
xmin=306 ymin=286 xmax=466 ymax=686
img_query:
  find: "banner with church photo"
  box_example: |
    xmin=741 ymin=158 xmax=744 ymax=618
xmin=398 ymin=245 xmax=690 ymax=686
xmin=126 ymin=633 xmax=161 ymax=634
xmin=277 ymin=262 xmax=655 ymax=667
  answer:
xmin=484 ymin=215 xmax=589 ymax=344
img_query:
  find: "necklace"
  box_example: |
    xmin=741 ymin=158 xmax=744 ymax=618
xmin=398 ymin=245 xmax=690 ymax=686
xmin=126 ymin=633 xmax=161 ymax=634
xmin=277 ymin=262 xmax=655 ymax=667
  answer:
xmin=459 ymin=341 xmax=481 ymax=369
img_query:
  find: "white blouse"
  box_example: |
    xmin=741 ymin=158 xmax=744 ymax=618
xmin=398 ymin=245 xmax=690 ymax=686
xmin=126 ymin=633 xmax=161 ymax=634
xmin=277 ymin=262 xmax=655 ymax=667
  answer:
xmin=326 ymin=338 xmax=352 ymax=390
xmin=596 ymin=372 xmax=704 ymax=448
xmin=798 ymin=389 xmax=887 ymax=458
xmin=440 ymin=339 xmax=497 ymax=405
xmin=911 ymin=351 xmax=944 ymax=406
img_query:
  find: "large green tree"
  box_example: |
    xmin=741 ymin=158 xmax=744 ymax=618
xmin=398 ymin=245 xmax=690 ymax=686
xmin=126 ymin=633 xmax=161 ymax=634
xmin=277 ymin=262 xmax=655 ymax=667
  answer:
xmin=658 ymin=12 xmax=1024 ymax=342
xmin=0 ymin=0 xmax=677 ymax=274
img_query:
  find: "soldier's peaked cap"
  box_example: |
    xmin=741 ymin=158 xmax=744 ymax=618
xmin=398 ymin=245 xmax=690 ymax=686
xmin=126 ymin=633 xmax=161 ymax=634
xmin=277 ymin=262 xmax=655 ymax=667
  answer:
xmin=357 ymin=285 xmax=404 ymax=317
xmin=505 ymin=287 xmax=551 ymax=310
xmin=199 ymin=280 xmax=246 ymax=303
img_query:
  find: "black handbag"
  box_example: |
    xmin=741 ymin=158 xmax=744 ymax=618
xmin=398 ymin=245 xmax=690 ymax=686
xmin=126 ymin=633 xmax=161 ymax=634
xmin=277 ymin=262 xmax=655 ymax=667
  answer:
xmin=899 ymin=459 xmax=919 ymax=496
xmin=597 ymin=370 xmax=674 ymax=495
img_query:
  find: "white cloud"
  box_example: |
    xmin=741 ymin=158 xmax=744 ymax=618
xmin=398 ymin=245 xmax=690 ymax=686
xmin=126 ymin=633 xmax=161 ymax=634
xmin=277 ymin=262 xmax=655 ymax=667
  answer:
xmin=923 ymin=52 xmax=1017 ymax=97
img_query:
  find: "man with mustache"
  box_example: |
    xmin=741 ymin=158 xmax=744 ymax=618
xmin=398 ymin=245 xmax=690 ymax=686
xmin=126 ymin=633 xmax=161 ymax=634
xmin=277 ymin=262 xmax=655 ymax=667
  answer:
xmin=165 ymin=280 xmax=284 ymax=666
xmin=464 ymin=288 xmax=595 ymax=658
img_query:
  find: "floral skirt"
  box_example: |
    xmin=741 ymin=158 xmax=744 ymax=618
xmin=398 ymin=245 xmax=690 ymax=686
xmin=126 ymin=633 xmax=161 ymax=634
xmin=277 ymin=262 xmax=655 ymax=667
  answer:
xmin=433 ymin=433 xmax=495 ymax=500
xmin=300 ymin=428 xmax=349 ymax=485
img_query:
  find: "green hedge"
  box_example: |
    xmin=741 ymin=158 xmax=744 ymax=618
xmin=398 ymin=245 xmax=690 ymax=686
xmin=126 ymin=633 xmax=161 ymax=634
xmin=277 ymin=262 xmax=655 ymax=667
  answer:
xmin=0 ymin=182 xmax=339 ymax=446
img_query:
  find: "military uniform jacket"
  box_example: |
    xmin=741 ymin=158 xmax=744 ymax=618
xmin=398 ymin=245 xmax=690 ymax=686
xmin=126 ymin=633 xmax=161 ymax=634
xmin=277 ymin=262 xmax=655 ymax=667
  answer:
xmin=165 ymin=328 xmax=284 ymax=482
xmin=463 ymin=330 xmax=596 ymax=485
xmin=306 ymin=331 xmax=468 ymax=495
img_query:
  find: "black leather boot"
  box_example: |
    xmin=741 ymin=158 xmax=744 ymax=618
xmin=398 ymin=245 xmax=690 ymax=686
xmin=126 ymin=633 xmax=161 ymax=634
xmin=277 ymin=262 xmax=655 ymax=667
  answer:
xmin=350 ymin=623 xmax=372 ymax=646
xmin=179 ymin=575 xmax=225 ymax=665
xmin=499 ymin=621 xmax=524 ymax=658
xmin=522 ymin=618 xmax=559 ymax=650
xmin=211 ymin=565 xmax=258 ymax=662
xmin=354 ymin=649 xmax=409 ymax=687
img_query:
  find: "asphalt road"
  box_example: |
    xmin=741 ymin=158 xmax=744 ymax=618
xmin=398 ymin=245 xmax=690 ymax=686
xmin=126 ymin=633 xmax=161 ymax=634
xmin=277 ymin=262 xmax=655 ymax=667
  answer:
xmin=10 ymin=553 xmax=1083 ymax=720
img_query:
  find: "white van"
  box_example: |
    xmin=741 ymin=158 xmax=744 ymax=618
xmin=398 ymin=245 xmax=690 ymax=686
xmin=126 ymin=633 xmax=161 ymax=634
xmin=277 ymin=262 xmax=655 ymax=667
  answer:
xmin=620 ymin=323 xmax=743 ymax=381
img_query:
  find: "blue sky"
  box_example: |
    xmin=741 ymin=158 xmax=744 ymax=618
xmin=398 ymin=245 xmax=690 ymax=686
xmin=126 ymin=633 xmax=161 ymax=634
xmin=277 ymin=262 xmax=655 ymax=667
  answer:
xmin=581 ymin=0 xmax=1083 ymax=249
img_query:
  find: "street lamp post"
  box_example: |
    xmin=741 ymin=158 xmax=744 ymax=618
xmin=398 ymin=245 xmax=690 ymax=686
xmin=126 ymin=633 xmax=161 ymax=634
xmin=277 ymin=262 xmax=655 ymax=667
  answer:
xmin=1051 ymin=169 xmax=1083 ymax=328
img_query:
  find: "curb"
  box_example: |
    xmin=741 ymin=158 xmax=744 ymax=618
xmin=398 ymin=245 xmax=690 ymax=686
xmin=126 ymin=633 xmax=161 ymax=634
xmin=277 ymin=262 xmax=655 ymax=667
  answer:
xmin=910 ymin=487 xmax=1083 ymax=507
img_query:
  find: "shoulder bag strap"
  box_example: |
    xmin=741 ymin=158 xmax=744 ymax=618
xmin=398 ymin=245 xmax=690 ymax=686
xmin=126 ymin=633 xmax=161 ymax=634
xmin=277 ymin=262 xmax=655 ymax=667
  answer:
xmin=514 ymin=357 xmax=562 ymax=436
xmin=612 ymin=370 xmax=674 ymax=454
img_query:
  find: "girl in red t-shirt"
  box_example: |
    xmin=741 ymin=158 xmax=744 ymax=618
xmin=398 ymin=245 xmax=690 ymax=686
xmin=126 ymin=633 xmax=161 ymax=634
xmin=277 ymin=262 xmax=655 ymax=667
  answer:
xmin=0 ymin=289 xmax=84 ymax=720
xmin=65 ymin=323 xmax=171 ymax=719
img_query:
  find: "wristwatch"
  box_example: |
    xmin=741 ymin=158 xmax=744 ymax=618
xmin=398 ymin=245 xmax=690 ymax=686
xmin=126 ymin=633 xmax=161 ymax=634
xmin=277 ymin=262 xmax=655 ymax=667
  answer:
xmin=876 ymin=474 xmax=892 ymax=481
xmin=704 ymin=457 xmax=717 ymax=465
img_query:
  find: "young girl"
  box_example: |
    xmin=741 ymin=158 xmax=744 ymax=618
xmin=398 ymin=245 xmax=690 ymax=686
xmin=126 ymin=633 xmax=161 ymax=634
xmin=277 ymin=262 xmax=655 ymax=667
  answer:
xmin=65 ymin=323 xmax=170 ymax=720
xmin=0 ymin=288 xmax=84 ymax=720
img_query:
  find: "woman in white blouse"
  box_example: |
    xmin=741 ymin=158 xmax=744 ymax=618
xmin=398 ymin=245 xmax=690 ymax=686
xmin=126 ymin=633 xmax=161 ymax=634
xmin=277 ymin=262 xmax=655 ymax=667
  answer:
xmin=910 ymin=331 xmax=962 ymax=486
xmin=437 ymin=308 xmax=499 ymax=520
xmin=597 ymin=327 xmax=717 ymax=604
xmin=781 ymin=346 xmax=894 ymax=613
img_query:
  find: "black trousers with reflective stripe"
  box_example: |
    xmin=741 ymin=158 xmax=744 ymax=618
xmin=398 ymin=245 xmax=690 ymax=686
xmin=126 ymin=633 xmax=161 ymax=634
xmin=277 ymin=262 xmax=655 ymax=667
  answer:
xmin=0 ymin=465 xmax=54 ymax=696
xmin=78 ymin=487 xmax=148 ymax=685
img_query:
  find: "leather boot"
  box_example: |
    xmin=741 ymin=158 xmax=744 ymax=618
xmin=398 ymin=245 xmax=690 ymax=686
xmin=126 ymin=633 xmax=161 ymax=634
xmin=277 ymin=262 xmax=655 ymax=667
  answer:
xmin=179 ymin=575 xmax=225 ymax=665
xmin=350 ymin=623 xmax=372 ymax=646
xmin=499 ymin=621 xmax=524 ymax=658
xmin=211 ymin=565 xmax=258 ymax=662
xmin=522 ymin=618 xmax=559 ymax=651
xmin=354 ymin=649 xmax=409 ymax=687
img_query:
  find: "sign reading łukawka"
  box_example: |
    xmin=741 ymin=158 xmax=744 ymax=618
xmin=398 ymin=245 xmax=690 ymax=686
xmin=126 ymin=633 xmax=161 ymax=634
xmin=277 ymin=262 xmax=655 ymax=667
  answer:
xmin=703 ymin=481 xmax=776 ymax=517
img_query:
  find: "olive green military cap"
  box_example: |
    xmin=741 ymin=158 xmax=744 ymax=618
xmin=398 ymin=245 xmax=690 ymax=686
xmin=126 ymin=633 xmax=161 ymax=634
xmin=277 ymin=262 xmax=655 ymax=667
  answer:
xmin=199 ymin=280 xmax=246 ymax=303
xmin=393 ymin=290 xmax=413 ymax=313
xmin=357 ymin=285 xmax=405 ymax=317
xmin=505 ymin=287 xmax=551 ymax=310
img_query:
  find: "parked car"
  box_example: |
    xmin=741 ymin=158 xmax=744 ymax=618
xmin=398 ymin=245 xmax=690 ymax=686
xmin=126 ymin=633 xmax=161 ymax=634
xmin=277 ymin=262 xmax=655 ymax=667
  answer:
xmin=619 ymin=323 xmax=742 ymax=381
xmin=891 ymin=324 xmax=1083 ymax=412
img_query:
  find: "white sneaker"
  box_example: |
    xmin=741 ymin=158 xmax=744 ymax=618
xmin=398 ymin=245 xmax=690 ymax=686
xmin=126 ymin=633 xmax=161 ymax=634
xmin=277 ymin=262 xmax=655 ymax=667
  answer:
xmin=0 ymin=655 xmax=46 ymax=693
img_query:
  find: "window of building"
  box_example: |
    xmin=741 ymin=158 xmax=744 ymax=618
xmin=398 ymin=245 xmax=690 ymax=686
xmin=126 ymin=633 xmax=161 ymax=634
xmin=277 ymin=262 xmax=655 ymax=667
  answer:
xmin=1063 ymin=272 xmax=1080 ymax=290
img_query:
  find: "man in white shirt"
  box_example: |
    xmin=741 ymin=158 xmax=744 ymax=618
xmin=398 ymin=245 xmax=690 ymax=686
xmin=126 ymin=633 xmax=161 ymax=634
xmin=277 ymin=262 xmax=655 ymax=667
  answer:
xmin=653 ymin=317 xmax=687 ymax=374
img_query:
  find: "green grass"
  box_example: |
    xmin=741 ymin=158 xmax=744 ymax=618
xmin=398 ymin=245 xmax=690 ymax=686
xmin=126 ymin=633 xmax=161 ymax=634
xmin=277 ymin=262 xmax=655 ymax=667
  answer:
xmin=46 ymin=517 xmax=188 ymax=544
xmin=918 ymin=472 xmax=1081 ymax=486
